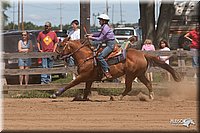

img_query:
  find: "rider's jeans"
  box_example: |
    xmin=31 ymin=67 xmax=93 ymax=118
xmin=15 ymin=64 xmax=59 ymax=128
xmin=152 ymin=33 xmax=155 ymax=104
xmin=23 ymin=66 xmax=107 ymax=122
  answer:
xmin=97 ymin=40 xmax=115 ymax=72
xmin=41 ymin=57 xmax=53 ymax=84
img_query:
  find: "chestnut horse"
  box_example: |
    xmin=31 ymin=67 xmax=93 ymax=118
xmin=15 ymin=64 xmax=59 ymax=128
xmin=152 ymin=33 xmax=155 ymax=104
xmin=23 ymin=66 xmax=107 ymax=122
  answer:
xmin=50 ymin=39 xmax=181 ymax=100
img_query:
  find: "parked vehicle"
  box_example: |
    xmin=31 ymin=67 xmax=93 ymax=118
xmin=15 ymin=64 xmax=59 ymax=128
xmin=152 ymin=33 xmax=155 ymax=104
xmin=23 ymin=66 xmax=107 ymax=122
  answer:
xmin=113 ymin=27 xmax=142 ymax=49
xmin=54 ymin=29 xmax=68 ymax=42
xmin=2 ymin=30 xmax=41 ymax=84
xmin=113 ymin=27 xmax=137 ymax=44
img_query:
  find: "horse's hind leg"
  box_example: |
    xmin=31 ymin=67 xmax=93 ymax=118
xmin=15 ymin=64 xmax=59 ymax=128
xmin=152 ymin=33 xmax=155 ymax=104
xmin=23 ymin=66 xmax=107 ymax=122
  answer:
xmin=138 ymin=74 xmax=154 ymax=100
xmin=119 ymin=75 xmax=135 ymax=100
xmin=83 ymin=81 xmax=93 ymax=100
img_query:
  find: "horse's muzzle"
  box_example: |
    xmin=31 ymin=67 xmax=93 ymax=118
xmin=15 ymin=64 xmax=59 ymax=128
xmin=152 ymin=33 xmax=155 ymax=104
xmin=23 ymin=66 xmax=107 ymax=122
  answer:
xmin=51 ymin=55 xmax=62 ymax=60
xmin=56 ymin=55 xmax=62 ymax=60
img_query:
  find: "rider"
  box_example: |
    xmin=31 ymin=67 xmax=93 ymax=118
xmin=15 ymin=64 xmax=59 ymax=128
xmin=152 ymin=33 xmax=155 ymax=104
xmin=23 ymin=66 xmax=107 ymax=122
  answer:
xmin=87 ymin=14 xmax=115 ymax=80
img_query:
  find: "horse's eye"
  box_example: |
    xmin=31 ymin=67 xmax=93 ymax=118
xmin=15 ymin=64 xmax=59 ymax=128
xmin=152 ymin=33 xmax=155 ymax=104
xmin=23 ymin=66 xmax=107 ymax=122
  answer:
xmin=59 ymin=44 xmax=63 ymax=48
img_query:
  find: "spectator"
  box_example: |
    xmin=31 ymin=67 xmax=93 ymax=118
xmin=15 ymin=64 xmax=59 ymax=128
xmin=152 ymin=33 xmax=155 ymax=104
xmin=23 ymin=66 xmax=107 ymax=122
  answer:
xmin=37 ymin=21 xmax=58 ymax=84
xmin=184 ymin=26 xmax=199 ymax=78
xmin=18 ymin=31 xmax=33 ymax=85
xmin=68 ymin=20 xmax=80 ymax=80
xmin=120 ymin=36 xmax=138 ymax=83
xmin=121 ymin=36 xmax=137 ymax=50
xmin=141 ymin=39 xmax=155 ymax=81
xmin=158 ymin=39 xmax=171 ymax=81
xmin=68 ymin=20 xmax=80 ymax=40
xmin=87 ymin=14 xmax=115 ymax=80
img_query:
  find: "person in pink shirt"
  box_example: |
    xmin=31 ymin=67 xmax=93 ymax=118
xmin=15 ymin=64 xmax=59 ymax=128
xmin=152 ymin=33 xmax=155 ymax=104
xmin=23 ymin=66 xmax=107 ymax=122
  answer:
xmin=141 ymin=39 xmax=155 ymax=51
xmin=141 ymin=39 xmax=155 ymax=81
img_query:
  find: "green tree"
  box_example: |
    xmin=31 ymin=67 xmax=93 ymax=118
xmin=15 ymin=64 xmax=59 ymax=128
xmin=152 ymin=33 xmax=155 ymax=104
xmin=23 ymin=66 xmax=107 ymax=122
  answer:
xmin=2 ymin=0 xmax=11 ymax=28
xmin=139 ymin=1 xmax=175 ymax=48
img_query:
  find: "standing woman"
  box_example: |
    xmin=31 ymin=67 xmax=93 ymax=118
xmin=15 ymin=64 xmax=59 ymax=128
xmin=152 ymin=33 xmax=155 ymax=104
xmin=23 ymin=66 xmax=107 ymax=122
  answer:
xmin=141 ymin=39 xmax=155 ymax=81
xmin=68 ymin=19 xmax=80 ymax=80
xmin=158 ymin=39 xmax=171 ymax=81
xmin=18 ymin=31 xmax=33 ymax=85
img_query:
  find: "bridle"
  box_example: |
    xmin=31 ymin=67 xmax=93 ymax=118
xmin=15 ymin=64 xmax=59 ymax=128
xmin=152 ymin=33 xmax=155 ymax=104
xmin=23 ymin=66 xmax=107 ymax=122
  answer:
xmin=57 ymin=39 xmax=88 ymax=60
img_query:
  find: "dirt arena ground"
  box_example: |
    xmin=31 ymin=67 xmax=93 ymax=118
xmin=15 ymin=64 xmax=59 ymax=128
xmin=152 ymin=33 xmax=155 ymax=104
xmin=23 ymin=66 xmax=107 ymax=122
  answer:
xmin=3 ymin=79 xmax=199 ymax=132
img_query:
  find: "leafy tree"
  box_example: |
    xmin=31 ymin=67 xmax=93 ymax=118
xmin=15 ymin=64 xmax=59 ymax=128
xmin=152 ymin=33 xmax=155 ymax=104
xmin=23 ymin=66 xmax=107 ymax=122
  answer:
xmin=139 ymin=1 xmax=175 ymax=48
xmin=155 ymin=2 xmax=175 ymax=47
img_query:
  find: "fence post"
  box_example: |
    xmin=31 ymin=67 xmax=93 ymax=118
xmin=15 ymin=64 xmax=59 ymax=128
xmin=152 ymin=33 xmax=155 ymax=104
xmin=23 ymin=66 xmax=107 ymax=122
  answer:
xmin=177 ymin=48 xmax=186 ymax=79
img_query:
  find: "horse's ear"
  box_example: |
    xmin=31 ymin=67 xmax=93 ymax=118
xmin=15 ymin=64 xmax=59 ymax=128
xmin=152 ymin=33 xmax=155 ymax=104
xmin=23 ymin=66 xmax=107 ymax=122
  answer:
xmin=67 ymin=42 xmax=71 ymax=50
xmin=66 ymin=37 xmax=70 ymax=41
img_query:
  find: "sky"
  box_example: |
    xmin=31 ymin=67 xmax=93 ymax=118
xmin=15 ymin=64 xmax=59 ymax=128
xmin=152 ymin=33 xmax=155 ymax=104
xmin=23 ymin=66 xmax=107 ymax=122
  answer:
xmin=5 ymin=0 xmax=141 ymax=27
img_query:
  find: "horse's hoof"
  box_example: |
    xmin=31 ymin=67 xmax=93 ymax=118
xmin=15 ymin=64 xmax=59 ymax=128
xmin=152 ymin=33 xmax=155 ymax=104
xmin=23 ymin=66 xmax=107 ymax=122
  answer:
xmin=72 ymin=94 xmax=84 ymax=101
xmin=149 ymin=92 xmax=154 ymax=100
xmin=118 ymin=95 xmax=124 ymax=101
xmin=83 ymin=98 xmax=90 ymax=101
xmin=110 ymin=96 xmax=114 ymax=101
xmin=49 ymin=94 xmax=57 ymax=99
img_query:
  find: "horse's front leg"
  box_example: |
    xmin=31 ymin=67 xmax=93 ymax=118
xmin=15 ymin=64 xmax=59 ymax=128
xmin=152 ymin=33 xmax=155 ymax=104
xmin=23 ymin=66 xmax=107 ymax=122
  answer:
xmin=50 ymin=75 xmax=83 ymax=99
xmin=83 ymin=81 xmax=93 ymax=100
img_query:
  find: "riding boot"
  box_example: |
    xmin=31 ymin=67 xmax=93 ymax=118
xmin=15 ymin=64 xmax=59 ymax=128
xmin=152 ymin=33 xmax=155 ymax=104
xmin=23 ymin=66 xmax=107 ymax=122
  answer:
xmin=102 ymin=71 xmax=113 ymax=80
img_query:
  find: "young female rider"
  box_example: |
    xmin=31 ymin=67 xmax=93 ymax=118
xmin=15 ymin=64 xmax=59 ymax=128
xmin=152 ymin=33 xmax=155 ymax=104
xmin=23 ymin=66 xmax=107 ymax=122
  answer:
xmin=87 ymin=14 xmax=115 ymax=80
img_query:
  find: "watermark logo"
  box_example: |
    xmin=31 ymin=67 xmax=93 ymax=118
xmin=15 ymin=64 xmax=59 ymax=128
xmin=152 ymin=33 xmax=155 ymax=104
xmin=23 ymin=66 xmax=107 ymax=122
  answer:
xmin=170 ymin=118 xmax=195 ymax=128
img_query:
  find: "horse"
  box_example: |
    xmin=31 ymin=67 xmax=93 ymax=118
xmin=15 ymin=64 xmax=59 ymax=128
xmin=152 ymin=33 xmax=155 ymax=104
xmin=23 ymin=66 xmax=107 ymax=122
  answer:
xmin=50 ymin=38 xmax=181 ymax=100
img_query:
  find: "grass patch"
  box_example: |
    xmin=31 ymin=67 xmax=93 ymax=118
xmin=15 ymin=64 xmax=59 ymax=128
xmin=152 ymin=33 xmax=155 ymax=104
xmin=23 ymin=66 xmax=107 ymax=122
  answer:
xmin=52 ymin=73 xmax=73 ymax=83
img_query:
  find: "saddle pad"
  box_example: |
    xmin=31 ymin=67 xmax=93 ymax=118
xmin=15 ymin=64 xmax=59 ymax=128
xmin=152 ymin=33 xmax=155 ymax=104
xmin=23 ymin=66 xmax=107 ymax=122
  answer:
xmin=106 ymin=49 xmax=126 ymax=65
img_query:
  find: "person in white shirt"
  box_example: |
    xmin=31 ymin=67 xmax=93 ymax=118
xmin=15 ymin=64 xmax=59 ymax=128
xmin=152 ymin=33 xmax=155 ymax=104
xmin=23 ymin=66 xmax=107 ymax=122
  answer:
xmin=158 ymin=39 xmax=171 ymax=81
xmin=68 ymin=20 xmax=80 ymax=40
xmin=67 ymin=20 xmax=80 ymax=80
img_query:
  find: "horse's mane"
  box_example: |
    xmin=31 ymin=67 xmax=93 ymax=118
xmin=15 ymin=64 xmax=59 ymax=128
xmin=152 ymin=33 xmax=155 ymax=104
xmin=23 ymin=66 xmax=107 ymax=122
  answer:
xmin=67 ymin=39 xmax=93 ymax=53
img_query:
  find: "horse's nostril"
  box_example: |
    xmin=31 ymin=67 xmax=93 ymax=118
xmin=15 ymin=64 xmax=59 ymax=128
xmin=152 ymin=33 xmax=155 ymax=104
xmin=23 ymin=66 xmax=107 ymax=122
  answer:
xmin=56 ymin=55 xmax=60 ymax=60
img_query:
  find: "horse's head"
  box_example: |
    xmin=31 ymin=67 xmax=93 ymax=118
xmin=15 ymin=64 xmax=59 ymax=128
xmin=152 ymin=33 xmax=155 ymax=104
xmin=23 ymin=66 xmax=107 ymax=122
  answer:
xmin=56 ymin=37 xmax=73 ymax=59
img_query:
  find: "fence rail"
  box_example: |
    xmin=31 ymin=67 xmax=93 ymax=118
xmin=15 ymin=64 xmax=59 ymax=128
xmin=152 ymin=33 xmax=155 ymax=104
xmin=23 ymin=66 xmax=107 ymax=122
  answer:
xmin=2 ymin=49 xmax=195 ymax=91
xmin=2 ymin=50 xmax=195 ymax=59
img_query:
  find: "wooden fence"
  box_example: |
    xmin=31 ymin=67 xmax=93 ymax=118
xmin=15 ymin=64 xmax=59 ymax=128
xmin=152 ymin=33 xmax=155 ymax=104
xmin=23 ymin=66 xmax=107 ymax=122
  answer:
xmin=2 ymin=49 xmax=196 ymax=91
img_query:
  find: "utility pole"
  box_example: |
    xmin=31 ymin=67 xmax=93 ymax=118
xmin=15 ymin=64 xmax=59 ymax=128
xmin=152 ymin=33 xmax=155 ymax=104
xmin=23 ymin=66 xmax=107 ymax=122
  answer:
xmin=18 ymin=0 xmax=20 ymax=30
xmin=21 ymin=0 xmax=24 ymax=31
xmin=92 ymin=13 xmax=99 ymax=27
xmin=119 ymin=1 xmax=125 ymax=24
xmin=112 ymin=4 xmax=114 ymax=25
xmin=12 ymin=1 xmax=15 ymax=29
xmin=106 ymin=0 xmax=109 ymax=15
xmin=120 ymin=1 xmax=122 ymax=24
xmin=80 ymin=0 xmax=90 ymax=39
xmin=59 ymin=0 xmax=63 ymax=31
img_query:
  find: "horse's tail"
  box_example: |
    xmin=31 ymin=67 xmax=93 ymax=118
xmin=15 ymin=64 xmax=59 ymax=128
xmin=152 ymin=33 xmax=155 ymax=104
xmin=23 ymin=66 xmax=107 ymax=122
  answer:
xmin=144 ymin=54 xmax=181 ymax=82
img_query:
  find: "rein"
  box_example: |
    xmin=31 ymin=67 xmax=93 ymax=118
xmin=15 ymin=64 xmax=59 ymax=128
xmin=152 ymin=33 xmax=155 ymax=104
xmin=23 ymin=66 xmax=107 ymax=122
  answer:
xmin=59 ymin=39 xmax=95 ymax=68
xmin=60 ymin=40 xmax=87 ymax=60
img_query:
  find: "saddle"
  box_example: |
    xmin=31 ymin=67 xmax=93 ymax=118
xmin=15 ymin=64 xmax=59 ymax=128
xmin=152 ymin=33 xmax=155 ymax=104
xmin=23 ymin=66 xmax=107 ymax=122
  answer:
xmin=94 ymin=44 xmax=126 ymax=66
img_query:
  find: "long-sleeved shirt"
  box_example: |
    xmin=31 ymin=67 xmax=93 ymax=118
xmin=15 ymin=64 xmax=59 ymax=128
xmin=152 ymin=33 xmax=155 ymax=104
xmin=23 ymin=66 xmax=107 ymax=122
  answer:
xmin=91 ymin=24 xmax=115 ymax=42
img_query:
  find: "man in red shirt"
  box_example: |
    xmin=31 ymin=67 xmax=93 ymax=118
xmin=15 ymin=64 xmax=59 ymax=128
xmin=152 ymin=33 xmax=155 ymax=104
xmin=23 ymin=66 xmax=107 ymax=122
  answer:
xmin=37 ymin=21 xmax=58 ymax=84
xmin=184 ymin=26 xmax=199 ymax=78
